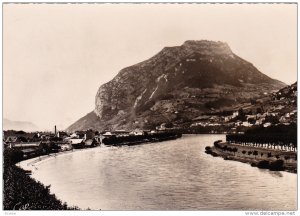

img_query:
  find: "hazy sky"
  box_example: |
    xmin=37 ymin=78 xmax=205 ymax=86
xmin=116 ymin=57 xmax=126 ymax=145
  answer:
xmin=3 ymin=3 xmax=297 ymax=131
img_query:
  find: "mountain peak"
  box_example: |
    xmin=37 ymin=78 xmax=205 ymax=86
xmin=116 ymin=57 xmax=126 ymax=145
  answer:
xmin=68 ymin=40 xmax=286 ymax=132
xmin=181 ymin=40 xmax=232 ymax=55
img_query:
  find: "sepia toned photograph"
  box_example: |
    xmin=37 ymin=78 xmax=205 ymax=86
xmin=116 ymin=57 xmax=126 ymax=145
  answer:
xmin=2 ymin=2 xmax=298 ymax=212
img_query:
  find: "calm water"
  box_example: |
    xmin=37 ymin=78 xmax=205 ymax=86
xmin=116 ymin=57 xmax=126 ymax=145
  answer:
xmin=31 ymin=135 xmax=297 ymax=210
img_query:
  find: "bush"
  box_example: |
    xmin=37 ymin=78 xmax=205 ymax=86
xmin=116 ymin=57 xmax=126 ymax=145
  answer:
xmin=257 ymin=160 xmax=270 ymax=169
xmin=4 ymin=148 xmax=24 ymax=165
xmin=205 ymin=146 xmax=211 ymax=151
xmin=3 ymin=148 xmax=79 ymax=210
xmin=211 ymin=152 xmax=219 ymax=157
xmin=269 ymin=160 xmax=285 ymax=171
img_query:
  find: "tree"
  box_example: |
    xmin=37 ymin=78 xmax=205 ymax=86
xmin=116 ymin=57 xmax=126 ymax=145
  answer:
xmin=4 ymin=148 xmax=24 ymax=165
xmin=233 ymin=147 xmax=238 ymax=156
xmin=253 ymin=150 xmax=258 ymax=159
xmin=250 ymin=99 xmax=256 ymax=105
xmin=237 ymin=108 xmax=246 ymax=121
xmin=256 ymin=107 xmax=263 ymax=114
xmin=165 ymin=122 xmax=174 ymax=128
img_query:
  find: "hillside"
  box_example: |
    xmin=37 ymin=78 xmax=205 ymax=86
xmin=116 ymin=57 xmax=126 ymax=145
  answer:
xmin=67 ymin=40 xmax=286 ymax=132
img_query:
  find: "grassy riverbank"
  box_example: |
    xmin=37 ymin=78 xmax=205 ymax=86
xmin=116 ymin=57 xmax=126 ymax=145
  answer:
xmin=3 ymin=148 xmax=80 ymax=210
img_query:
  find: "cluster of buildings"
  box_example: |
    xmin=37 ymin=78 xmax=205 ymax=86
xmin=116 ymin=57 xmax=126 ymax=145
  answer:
xmin=190 ymin=107 xmax=296 ymax=131
xmin=3 ymin=127 xmax=161 ymax=159
xmin=189 ymin=94 xmax=297 ymax=133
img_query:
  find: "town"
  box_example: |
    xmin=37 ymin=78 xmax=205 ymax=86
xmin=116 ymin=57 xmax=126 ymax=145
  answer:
xmin=185 ymin=82 xmax=297 ymax=134
xmin=3 ymin=83 xmax=297 ymax=161
xmin=3 ymin=126 xmax=182 ymax=161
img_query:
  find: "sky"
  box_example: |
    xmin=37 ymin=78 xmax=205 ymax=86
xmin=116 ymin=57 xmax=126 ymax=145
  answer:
xmin=3 ymin=3 xmax=297 ymax=131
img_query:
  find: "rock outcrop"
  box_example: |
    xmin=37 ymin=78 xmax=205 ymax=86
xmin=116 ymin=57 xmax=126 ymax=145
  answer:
xmin=67 ymin=40 xmax=286 ymax=131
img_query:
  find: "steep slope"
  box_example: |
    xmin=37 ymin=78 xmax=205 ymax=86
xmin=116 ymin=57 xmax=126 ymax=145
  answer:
xmin=67 ymin=40 xmax=286 ymax=132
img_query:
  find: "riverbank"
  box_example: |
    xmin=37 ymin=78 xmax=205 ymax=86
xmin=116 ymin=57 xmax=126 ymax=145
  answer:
xmin=7 ymin=133 xmax=182 ymax=210
xmin=3 ymin=148 xmax=80 ymax=210
xmin=17 ymin=146 xmax=102 ymax=174
xmin=18 ymin=133 xmax=182 ymax=172
xmin=102 ymin=132 xmax=182 ymax=146
xmin=15 ymin=134 xmax=296 ymax=210
xmin=5 ymin=146 xmax=110 ymax=210
xmin=205 ymin=141 xmax=297 ymax=173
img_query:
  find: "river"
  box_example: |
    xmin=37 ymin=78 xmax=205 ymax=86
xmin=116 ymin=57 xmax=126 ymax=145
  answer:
xmin=28 ymin=134 xmax=297 ymax=210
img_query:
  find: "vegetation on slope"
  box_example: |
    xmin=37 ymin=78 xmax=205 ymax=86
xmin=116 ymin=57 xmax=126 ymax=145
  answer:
xmin=3 ymin=148 xmax=79 ymax=210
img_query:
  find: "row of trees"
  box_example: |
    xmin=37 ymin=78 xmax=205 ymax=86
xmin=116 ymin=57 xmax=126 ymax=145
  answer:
xmin=214 ymin=141 xmax=297 ymax=161
xmin=226 ymin=124 xmax=297 ymax=150
xmin=102 ymin=132 xmax=182 ymax=145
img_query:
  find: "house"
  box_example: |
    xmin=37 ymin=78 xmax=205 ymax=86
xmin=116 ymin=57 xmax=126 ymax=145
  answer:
xmin=57 ymin=131 xmax=68 ymax=138
xmin=102 ymin=131 xmax=113 ymax=137
xmin=60 ymin=144 xmax=72 ymax=151
xmin=241 ymin=121 xmax=251 ymax=127
xmin=279 ymin=116 xmax=289 ymax=123
xmin=130 ymin=129 xmax=144 ymax=136
xmin=224 ymin=116 xmax=232 ymax=122
xmin=22 ymin=148 xmax=40 ymax=159
xmin=263 ymin=122 xmax=272 ymax=127
xmin=70 ymin=133 xmax=79 ymax=138
xmin=5 ymin=136 xmax=22 ymax=143
xmin=234 ymin=121 xmax=242 ymax=126
xmin=70 ymin=139 xmax=85 ymax=149
xmin=75 ymin=131 xmax=86 ymax=139
xmin=113 ymin=130 xmax=130 ymax=137
xmin=85 ymin=138 xmax=100 ymax=148
xmin=232 ymin=111 xmax=239 ymax=118
xmin=10 ymin=142 xmax=43 ymax=158
xmin=156 ymin=123 xmax=166 ymax=131
xmin=10 ymin=142 xmax=41 ymax=149
xmin=246 ymin=115 xmax=257 ymax=120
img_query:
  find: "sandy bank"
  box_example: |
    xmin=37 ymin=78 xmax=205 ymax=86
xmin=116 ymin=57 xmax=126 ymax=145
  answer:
xmin=17 ymin=146 xmax=104 ymax=173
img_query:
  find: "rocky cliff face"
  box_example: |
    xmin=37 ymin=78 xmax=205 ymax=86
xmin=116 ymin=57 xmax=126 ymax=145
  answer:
xmin=67 ymin=40 xmax=286 ymax=131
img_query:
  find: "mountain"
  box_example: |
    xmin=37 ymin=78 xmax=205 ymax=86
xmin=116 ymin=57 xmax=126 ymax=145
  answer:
xmin=3 ymin=118 xmax=39 ymax=132
xmin=67 ymin=40 xmax=286 ymax=132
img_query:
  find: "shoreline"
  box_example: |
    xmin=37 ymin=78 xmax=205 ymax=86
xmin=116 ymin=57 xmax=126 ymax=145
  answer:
xmin=15 ymin=136 xmax=184 ymax=210
xmin=205 ymin=141 xmax=297 ymax=174
xmin=17 ymin=133 xmax=183 ymax=177
xmin=17 ymin=146 xmax=104 ymax=173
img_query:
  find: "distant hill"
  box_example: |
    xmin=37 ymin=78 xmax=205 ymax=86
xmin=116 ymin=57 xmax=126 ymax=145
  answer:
xmin=67 ymin=40 xmax=286 ymax=132
xmin=3 ymin=118 xmax=39 ymax=132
